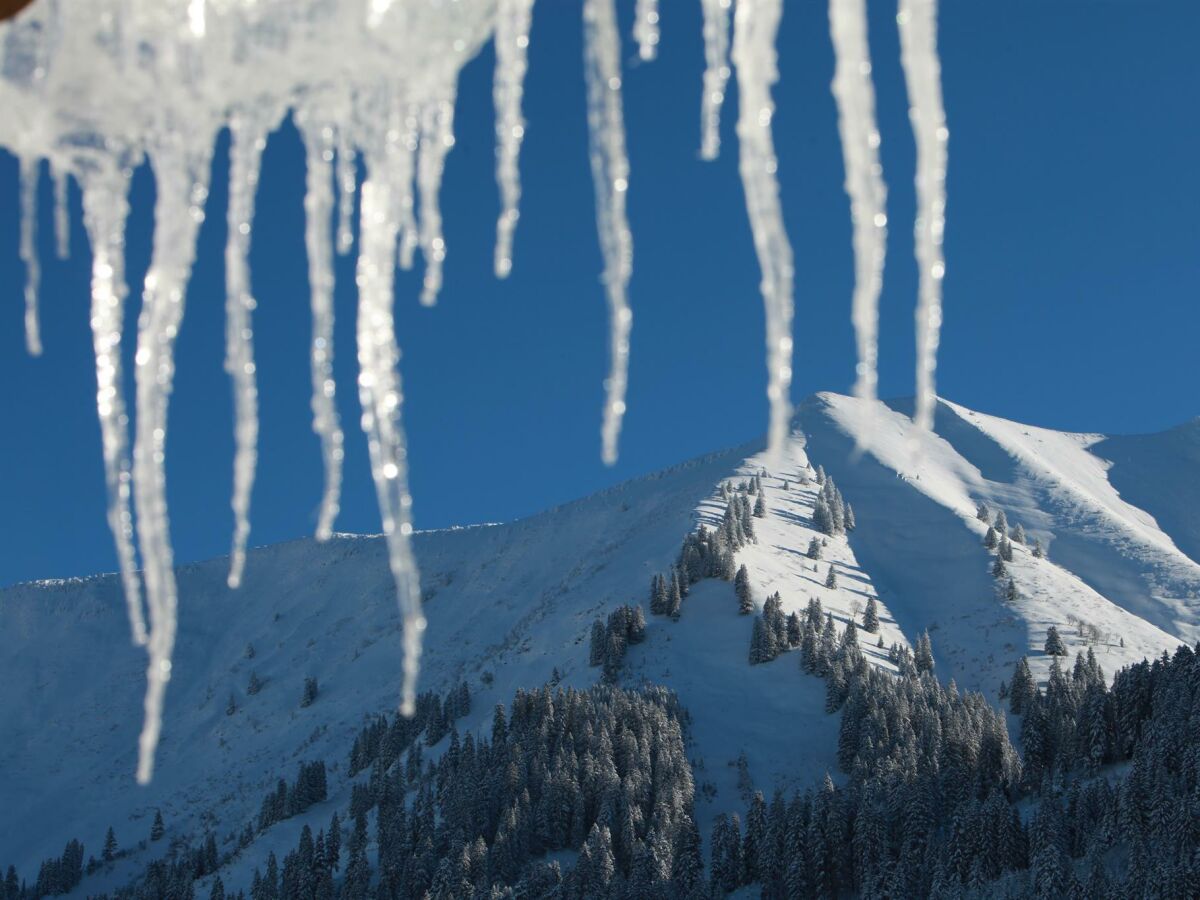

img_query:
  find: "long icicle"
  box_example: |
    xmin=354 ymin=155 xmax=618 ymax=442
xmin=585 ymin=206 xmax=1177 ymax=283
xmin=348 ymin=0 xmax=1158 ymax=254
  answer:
xmin=356 ymin=147 xmax=424 ymax=717
xmin=732 ymin=0 xmax=794 ymax=460
xmin=52 ymin=163 xmax=70 ymax=260
xmin=829 ymin=0 xmax=888 ymax=405
xmin=19 ymin=155 xmax=42 ymax=356
xmin=699 ymin=0 xmax=733 ymax=160
xmin=132 ymin=142 xmax=212 ymax=784
xmin=492 ymin=0 xmax=536 ymax=279
xmin=633 ymin=0 xmax=661 ymax=61
xmin=897 ymin=0 xmax=948 ymax=432
xmin=81 ymin=165 xmax=147 ymax=647
xmin=224 ymin=117 xmax=267 ymax=589
xmin=299 ymin=119 xmax=345 ymax=541
xmin=582 ymin=0 xmax=634 ymax=466
xmin=416 ymin=96 xmax=456 ymax=307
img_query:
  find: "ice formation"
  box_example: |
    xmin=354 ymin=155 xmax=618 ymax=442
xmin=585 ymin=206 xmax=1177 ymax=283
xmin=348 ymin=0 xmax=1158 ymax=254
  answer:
xmin=828 ymin=0 xmax=888 ymax=407
xmin=0 ymin=0 xmax=947 ymax=781
xmin=898 ymin=0 xmax=949 ymax=432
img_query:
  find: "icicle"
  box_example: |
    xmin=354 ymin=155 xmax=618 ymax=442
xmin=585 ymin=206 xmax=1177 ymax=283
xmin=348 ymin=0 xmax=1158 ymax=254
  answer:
xmin=299 ymin=120 xmax=345 ymax=542
xmin=633 ymin=0 xmax=660 ymax=61
xmin=492 ymin=0 xmax=535 ymax=279
xmin=81 ymin=166 xmax=146 ymax=647
xmin=224 ymin=117 xmax=268 ymax=590
xmin=897 ymin=0 xmax=948 ymax=432
xmin=732 ymin=0 xmax=793 ymax=460
xmin=829 ymin=0 xmax=887 ymax=405
xmin=355 ymin=140 xmax=423 ymax=717
xmin=336 ymin=131 xmax=357 ymax=255
xmin=19 ymin=156 xmax=42 ymax=357
xmin=416 ymin=97 xmax=456 ymax=307
xmin=396 ymin=108 xmax=420 ymax=272
xmin=53 ymin=164 xmax=70 ymax=260
xmin=699 ymin=0 xmax=732 ymax=160
xmin=132 ymin=143 xmax=212 ymax=785
xmin=582 ymin=0 xmax=634 ymax=466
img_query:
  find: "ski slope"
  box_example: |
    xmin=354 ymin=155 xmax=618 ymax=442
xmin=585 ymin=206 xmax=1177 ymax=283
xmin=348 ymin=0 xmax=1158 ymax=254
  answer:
xmin=2 ymin=393 xmax=1197 ymax=891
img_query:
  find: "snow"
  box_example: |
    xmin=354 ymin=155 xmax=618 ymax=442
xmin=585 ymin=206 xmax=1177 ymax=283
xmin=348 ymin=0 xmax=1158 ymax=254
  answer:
xmin=6 ymin=393 xmax=1197 ymax=887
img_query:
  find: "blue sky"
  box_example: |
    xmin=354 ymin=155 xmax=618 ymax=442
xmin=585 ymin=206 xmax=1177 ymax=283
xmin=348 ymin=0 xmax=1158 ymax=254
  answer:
xmin=2 ymin=0 xmax=1198 ymax=586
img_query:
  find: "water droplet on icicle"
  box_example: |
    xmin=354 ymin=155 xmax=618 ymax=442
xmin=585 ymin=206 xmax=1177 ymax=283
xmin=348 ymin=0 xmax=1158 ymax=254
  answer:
xmin=634 ymin=0 xmax=661 ymax=62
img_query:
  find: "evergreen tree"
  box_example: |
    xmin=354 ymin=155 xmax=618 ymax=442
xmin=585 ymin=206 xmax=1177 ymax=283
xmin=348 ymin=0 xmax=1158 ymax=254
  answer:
xmin=1011 ymin=523 xmax=1026 ymax=544
xmin=976 ymin=501 xmax=990 ymax=522
xmin=226 ymin=693 xmax=238 ymax=716
xmin=825 ymin=566 xmax=838 ymax=589
xmin=103 ymin=827 xmax=117 ymax=862
xmin=1032 ymin=539 xmax=1045 ymax=559
xmin=915 ymin=632 xmax=935 ymax=673
xmin=247 ymin=671 xmax=262 ymax=695
xmin=992 ymin=557 xmax=1008 ymax=579
xmin=807 ymin=537 xmax=822 ymax=560
xmin=150 ymin=811 xmax=165 ymax=842
xmin=301 ymin=676 xmax=319 ymax=708
xmin=753 ymin=494 xmax=766 ymax=518
xmin=994 ymin=509 xmax=1008 ymax=537
xmin=862 ymin=596 xmax=879 ymax=633
xmin=735 ymin=565 xmax=753 ymax=615
xmin=984 ymin=525 xmax=998 ymax=549
xmin=1000 ymin=538 xmax=1014 ymax=562
xmin=589 ymin=619 xmax=606 ymax=666
xmin=1044 ymin=626 xmax=1067 ymax=656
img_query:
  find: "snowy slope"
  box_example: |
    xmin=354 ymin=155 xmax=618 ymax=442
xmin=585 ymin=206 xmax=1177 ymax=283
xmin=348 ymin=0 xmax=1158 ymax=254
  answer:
xmin=3 ymin=393 xmax=1198 ymax=892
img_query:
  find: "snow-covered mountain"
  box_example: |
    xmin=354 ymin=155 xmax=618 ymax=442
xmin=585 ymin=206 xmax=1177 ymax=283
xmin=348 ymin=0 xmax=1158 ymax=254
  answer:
xmin=3 ymin=392 xmax=1198 ymax=892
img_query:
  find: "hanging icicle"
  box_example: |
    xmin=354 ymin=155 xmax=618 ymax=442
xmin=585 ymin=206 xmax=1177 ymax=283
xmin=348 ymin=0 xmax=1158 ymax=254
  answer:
xmin=582 ymin=0 xmax=634 ymax=466
xmin=732 ymin=0 xmax=793 ymax=461
xmin=633 ymin=0 xmax=660 ymax=61
xmin=898 ymin=0 xmax=948 ymax=432
xmin=416 ymin=96 xmax=456 ymax=307
xmin=52 ymin=163 xmax=70 ymax=259
xmin=492 ymin=0 xmax=535 ymax=279
xmin=828 ymin=0 xmax=888 ymax=406
xmin=699 ymin=0 xmax=733 ymax=161
xmin=81 ymin=164 xmax=146 ymax=647
xmin=19 ymin=155 xmax=42 ymax=356
xmin=224 ymin=115 xmax=270 ymax=590
xmin=298 ymin=117 xmax=345 ymax=542
xmin=131 ymin=139 xmax=214 ymax=785
xmin=355 ymin=109 xmax=424 ymax=716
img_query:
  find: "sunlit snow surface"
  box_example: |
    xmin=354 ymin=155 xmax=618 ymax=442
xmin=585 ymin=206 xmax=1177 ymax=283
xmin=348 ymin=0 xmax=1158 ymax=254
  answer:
xmin=0 ymin=0 xmax=948 ymax=781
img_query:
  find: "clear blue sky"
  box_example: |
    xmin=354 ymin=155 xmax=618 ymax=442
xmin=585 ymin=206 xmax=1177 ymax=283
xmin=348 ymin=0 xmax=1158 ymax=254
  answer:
xmin=2 ymin=0 xmax=1197 ymax=586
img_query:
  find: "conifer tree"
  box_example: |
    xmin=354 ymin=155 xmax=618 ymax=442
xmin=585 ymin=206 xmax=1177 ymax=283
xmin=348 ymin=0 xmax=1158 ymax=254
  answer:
xmin=915 ymin=632 xmax=935 ymax=673
xmin=150 ymin=811 xmax=165 ymax=842
xmin=825 ymin=566 xmax=838 ymax=589
xmin=976 ymin=501 xmax=990 ymax=522
xmin=862 ymin=596 xmax=879 ymax=633
xmin=247 ymin=671 xmax=262 ymax=695
xmin=994 ymin=509 xmax=1008 ymax=537
xmin=735 ymin=565 xmax=753 ymax=615
xmin=1009 ymin=656 xmax=1035 ymax=714
xmin=589 ymin=620 xmax=607 ymax=666
xmin=753 ymin=494 xmax=766 ymax=518
xmin=984 ymin=525 xmax=998 ymax=549
xmin=1000 ymin=538 xmax=1014 ymax=562
xmin=1044 ymin=626 xmax=1067 ymax=656
xmin=103 ymin=828 xmax=117 ymax=862
xmin=301 ymin=677 xmax=319 ymax=708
